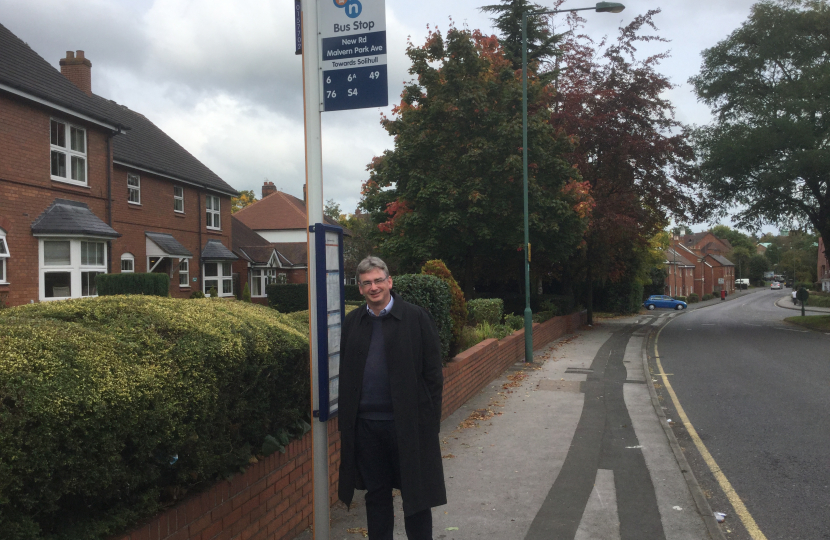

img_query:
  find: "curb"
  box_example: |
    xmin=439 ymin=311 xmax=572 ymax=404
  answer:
xmin=640 ymin=324 xmax=726 ymax=540
xmin=774 ymin=296 xmax=830 ymax=314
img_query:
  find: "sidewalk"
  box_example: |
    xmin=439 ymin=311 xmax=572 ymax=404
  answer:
xmin=298 ymin=314 xmax=722 ymax=539
xmin=774 ymin=296 xmax=830 ymax=314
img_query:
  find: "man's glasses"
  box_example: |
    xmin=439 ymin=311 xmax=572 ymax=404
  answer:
xmin=359 ymin=276 xmax=389 ymax=288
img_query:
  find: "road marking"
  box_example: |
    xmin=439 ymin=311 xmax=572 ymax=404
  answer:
xmin=654 ymin=325 xmax=768 ymax=540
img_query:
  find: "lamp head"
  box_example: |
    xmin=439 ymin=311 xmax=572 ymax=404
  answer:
xmin=595 ymin=2 xmax=625 ymax=13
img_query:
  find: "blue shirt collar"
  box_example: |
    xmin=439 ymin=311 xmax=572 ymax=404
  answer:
xmin=367 ymin=295 xmax=394 ymax=317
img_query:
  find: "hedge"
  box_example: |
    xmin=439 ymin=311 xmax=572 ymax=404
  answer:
xmin=0 ymin=296 xmax=309 ymax=540
xmin=421 ymin=260 xmax=466 ymax=355
xmin=467 ymin=298 xmax=504 ymax=325
xmin=96 ymin=273 xmax=169 ymax=296
xmin=266 ymin=283 xmax=309 ymax=312
xmin=393 ymin=274 xmax=452 ymax=359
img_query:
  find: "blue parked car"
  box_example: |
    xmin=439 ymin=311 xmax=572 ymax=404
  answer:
xmin=643 ymin=295 xmax=687 ymax=310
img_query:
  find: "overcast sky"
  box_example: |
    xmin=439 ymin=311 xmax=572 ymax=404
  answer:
xmin=1 ymin=0 xmax=774 ymax=234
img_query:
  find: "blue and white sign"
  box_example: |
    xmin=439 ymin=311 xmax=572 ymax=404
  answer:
xmin=320 ymin=0 xmax=387 ymax=111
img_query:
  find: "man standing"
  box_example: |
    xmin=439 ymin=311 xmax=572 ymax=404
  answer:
xmin=338 ymin=256 xmax=446 ymax=539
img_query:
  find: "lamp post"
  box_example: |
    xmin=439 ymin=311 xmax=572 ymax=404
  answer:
xmin=521 ymin=1 xmax=625 ymax=363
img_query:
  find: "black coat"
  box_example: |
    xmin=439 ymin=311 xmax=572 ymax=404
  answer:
xmin=338 ymin=292 xmax=446 ymax=516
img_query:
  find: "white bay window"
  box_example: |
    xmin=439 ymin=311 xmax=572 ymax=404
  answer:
xmin=204 ymin=261 xmax=232 ymax=297
xmin=0 ymin=229 xmax=9 ymax=283
xmin=40 ymin=238 xmax=107 ymax=300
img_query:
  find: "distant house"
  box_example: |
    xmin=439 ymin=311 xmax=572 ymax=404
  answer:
xmin=663 ymin=247 xmax=696 ymax=297
xmin=233 ymin=181 xmax=345 ymax=243
xmin=672 ymin=233 xmax=735 ymax=296
xmin=0 ymin=23 xmax=238 ymax=306
xmin=231 ymin=216 xmax=308 ymax=304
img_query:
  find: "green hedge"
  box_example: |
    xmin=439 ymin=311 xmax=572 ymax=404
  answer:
xmin=266 ymin=283 xmax=308 ymax=312
xmin=0 ymin=296 xmax=309 ymax=540
xmin=344 ymin=284 xmax=362 ymax=301
xmin=467 ymin=298 xmax=504 ymax=325
xmin=96 ymin=273 xmax=169 ymax=296
xmin=393 ymin=274 xmax=452 ymax=359
xmin=688 ymin=293 xmax=700 ymax=303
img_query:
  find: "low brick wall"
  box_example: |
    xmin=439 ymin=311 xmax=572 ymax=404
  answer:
xmin=116 ymin=311 xmax=586 ymax=540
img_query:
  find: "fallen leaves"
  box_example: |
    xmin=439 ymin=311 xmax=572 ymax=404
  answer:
xmin=502 ymin=371 xmax=528 ymax=389
xmin=347 ymin=527 xmax=369 ymax=537
xmin=442 ymin=453 xmax=456 ymax=459
xmin=458 ymin=407 xmax=501 ymax=430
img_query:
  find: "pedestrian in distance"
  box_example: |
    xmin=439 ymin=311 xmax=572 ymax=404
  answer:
xmin=792 ymin=289 xmax=798 ymax=305
xmin=338 ymin=256 xmax=446 ymax=540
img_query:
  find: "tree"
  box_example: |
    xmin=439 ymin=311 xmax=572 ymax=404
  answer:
xmin=340 ymin=210 xmax=380 ymax=280
xmin=732 ymin=246 xmax=753 ymax=282
xmin=748 ymin=253 xmax=770 ymax=282
xmin=480 ymin=0 xmax=561 ymax=70
xmin=550 ymin=9 xmax=699 ymax=321
xmin=324 ymin=199 xmax=343 ymax=223
xmin=709 ymin=224 xmax=756 ymax=252
xmin=690 ymin=0 xmax=830 ymax=264
xmin=360 ymin=26 xmax=586 ymax=296
xmin=231 ymin=190 xmax=257 ymax=213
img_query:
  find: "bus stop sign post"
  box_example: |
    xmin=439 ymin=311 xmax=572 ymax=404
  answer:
xmin=299 ymin=1 xmax=387 ymax=538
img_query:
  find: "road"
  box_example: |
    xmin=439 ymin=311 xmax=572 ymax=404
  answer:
xmin=651 ymin=288 xmax=830 ymax=540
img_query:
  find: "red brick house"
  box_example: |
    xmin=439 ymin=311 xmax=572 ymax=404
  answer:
xmin=0 ymin=23 xmax=238 ymax=306
xmin=664 ymin=247 xmax=695 ymax=297
xmin=231 ymin=216 xmax=309 ymax=305
xmin=672 ymin=233 xmax=735 ymax=297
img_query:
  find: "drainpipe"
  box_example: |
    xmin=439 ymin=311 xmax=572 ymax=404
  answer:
xmin=106 ymin=132 xmax=113 ymax=274
xmin=198 ymin=192 xmax=202 ymax=293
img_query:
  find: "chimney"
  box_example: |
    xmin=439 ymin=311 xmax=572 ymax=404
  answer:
xmin=59 ymin=51 xmax=92 ymax=96
xmin=262 ymin=181 xmax=277 ymax=198
xmin=302 ymin=184 xmax=307 ymax=202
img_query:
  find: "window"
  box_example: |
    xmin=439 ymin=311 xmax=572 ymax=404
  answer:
xmin=203 ymin=261 xmax=232 ymax=296
xmin=206 ymin=195 xmax=220 ymax=229
xmin=0 ymin=229 xmax=8 ymax=283
xmin=40 ymin=239 xmax=107 ymax=300
xmin=251 ymin=267 xmax=276 ymax=297
xmin=127 ymin=174 xmax=140 ymax=204
xmin=50 ymin=119 xmax=86 ymax=184
xmin=174 ymin=186 xmax=184 ymax=213
xmin=179 ymin=259 xmax=189 ymax=286
xmin=121 ymin=253 xmax=134 ymax=273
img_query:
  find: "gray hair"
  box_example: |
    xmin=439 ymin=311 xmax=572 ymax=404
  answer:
xmin=356 ymin=256 xmax=389 ymax=281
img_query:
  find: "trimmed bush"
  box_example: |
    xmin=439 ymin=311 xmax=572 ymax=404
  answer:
xmin=189 ymin=289 xmax=206 ymax=299
xmin=532 ymin=310 xmax=557 ymax=323
xmin=344 ymin=284 xmax=363 ymax=301
xmin=0 ymin=296 xmax=309 ymax=540
xmin=675 ymin=296 xmax=687 ymax=302
xmin=393 ymin=274 xmax=452 ymax=359
xmin=503 ymin=313 xmax=524 ymax=331
xmin=96 ymin=273 xmax=169 ymax=296
xmin=687 ymin=293 xmax=700 ymax=303
xmin=266 ymin=283 xmax=308 ymax=312
xmin=702 ymin=293 xmax=713 ymax=301
xmin=421 ymin=260 xmax=467 ymax=354
xmin=241 ymin=282 xmax=251 ymax=302
xmin=467 ymin=298 xmax=503 ymax=325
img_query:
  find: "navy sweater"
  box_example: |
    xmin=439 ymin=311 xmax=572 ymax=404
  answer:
xmin=358 ymin=314 xmax=394 ymax=420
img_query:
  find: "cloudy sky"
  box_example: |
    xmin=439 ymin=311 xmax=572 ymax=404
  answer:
xmin=1 ymin=0 xmax=765 ymax=231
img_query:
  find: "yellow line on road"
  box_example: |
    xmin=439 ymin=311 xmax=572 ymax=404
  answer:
xmin=654 ymin=324 xmax=768 ymax=540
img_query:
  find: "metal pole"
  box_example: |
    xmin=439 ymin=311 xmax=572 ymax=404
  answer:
xmin=301 ymin=1 xmax=329 ymax=538
xmin=522 ymin=11 xmax=533 ymax=363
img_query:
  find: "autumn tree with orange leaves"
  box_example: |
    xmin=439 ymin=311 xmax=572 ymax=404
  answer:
xmin=360 ymin=26 xmax=588 ymax=297
xmin=547 ymin=9 xmax=700 ymax=321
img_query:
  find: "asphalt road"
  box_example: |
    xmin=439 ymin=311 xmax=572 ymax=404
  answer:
xmin=652 ymin=288 xmax=830 ymax=540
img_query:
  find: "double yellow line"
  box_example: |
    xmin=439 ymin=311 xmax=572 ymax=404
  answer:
xmin=654 ymin=323 xmax=768 ymax=540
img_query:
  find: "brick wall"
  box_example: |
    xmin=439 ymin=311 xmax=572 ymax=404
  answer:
xmin=115 ymin=311 xmax=586 ymax=540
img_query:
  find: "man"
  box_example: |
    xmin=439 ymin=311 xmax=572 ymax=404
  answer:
xmin=338 ymin=256 xmax=446 ymax=540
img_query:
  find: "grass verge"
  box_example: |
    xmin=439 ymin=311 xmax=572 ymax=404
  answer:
xmin=784 ymin=315 xmax=830 ymax=332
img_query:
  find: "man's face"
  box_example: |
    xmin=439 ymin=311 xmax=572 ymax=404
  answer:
xmin=358 ymin=267 xmax=392 ymax=311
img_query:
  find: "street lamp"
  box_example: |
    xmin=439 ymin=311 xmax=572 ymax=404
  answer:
xmin=521 ymin=2 xmax=625 ymax=363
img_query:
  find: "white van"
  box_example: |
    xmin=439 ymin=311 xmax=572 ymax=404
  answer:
xmin=735 ymin=279 xmax=750 ymax=289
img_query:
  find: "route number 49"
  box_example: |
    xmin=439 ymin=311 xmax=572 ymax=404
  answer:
xmin=369 ymin=71 xmax=380 ymax=79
